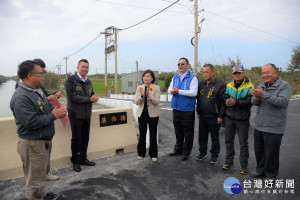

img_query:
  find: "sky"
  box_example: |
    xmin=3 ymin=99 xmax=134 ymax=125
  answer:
xmin=0 ymin=0 xmax=299 ymax=76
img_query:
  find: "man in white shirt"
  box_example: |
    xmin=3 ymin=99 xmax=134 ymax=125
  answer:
xmin=168 ymin=57 xmax=198 ymax=161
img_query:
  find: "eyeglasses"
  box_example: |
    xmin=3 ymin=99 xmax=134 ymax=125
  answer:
xmin=31 ymin=71 xmax=47 ymax=76
xmin=177 ymin=63 xmax=185 ymax=66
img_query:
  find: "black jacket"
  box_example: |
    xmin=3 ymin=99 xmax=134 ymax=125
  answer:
xmin=196 ymin=77 xmax=226 ymax=118
xmin=224 ymin=77 xmax=253 ymax=121
xmin=65 ymin=73 xmax=94 ymax=119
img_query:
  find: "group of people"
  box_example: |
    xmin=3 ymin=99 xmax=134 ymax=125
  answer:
xmin=10 ymin=59 xmax=97 ymax=200
xmin=10 ymin=57 xmax=292 ymax=200
xmin=135 ymin=57 xmax=292 ymax=181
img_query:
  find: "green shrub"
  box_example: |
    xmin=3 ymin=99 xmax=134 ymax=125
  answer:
xmin=164 ymin=72 xmax=175 ymax=88
xmin=43 ymin=72 xmax=60 ymax=92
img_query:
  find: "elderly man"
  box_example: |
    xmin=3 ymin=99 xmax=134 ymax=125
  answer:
xmin=250 ymin=63 xmax=292 ymax=179
xmin=222 ymin=65 xmax=254 ymax=175
xmin=10 ymin=60 xmax=67 ymax=200
xmin=168 ymin=57 xmax=198 ymax=161
xmin=65 ymin=59 xmax=98 ymax=172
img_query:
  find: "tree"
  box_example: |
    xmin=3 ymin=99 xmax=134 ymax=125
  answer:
xmin=228 ymin=56 xmax=242 ymax=67
xmin=164 ymin=72 xmax=175 ymax=89
xmin=43 ymin=71 xmax=60 ymax=92
xmin=288 ymin=46 xmax=300 ymax=72
xmin=251 ymin=66 xmax=262 ymax=74
xmin=159 ymin=72 xmax=169 ymax=80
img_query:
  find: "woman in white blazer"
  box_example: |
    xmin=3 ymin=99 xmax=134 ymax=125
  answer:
xmin=134 ymin=70 xmax=160 ymax=161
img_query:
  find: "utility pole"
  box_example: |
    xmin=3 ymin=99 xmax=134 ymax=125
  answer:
xmin=104 ymin=31 xmax=108 ymax=97
xmin=102 ymin=26 xmax=114 ymax=97
xmin=194 ymin=0 xmax=199 ymax=76
xmin=57 ymin=65 xmax=59 ymax=75
xmin=136 ymin=61 xmax=139 ymax=87
xmin=58 ymin=64 xmax=61 ymax=76
xmin=114 ymin=27 xmax=118 ymax=94
xmin=64 ymin=57 xmax=69 ymax=80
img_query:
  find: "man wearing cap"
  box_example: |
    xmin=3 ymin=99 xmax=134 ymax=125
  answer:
xmin=222 ymin=65 xmax=254 ymax=175
xmin=250 ymin=63 xmax=291 ymax=179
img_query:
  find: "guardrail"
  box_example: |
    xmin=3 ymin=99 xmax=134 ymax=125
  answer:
xmin=98 ymin=96 xmax=162 ymax=146
xmin=0 ymin=108 xmax=137 ymax=180
xmin=109 ymin=94 xmax=173 ymax=102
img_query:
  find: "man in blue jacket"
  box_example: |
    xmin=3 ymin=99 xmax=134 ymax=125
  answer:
xmin=251 ymin=63 xmax=292 ymax=179
xmin=10 ymin=60 xmax=67 ymax=200
xmin=168 ymin=57 xmax=198 ymax=161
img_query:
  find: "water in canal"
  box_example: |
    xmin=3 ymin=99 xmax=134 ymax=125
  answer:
xmin=0 ymin=80 xmax=16 ymax=118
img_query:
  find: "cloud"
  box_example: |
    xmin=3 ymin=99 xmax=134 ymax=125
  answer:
xmin=0 ymin=0 xmax=299 ymax=75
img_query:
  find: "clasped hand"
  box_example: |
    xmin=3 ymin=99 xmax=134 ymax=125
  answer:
xmin=140 ymin=87 xmax=149 ymax=97
xmin=90 ymin=94 xmax=99 ymax=103
xmin=170 ymin=87 xmax=179 ymax=95
xmin=52 ymin=107 xmax=67 ymax=119
xmin=251 ymin=86 xmax=264 ymax=100
xmin=226 ymin=97 xmax=236 ymax=107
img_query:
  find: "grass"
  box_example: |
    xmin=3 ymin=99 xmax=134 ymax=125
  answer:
xmin=92 ymin=80 xmax=121 ymax=96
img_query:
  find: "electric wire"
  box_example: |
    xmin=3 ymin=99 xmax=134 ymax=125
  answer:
xmin=65 ymin=33 xmax=102 ymax=58
xmin=120 ymin=0 xmax=180 ymax=31
xmin=207 ymin=18 xmax=293 ymax=47
xmin=204 ymin=20 xmax=225 ymax=64
xmin=57 ymin=1 xmax=180 ymax=67
xmin=198 ymin=0 xmax=225 ymax=64
xmin=162 ymin=0 xmax=192 ymax=8
xmin=205 ymin=10 xmax=299 ymax=45
xmin=205 ymin=23 xmax=218 ymax=65
xmin=98 ymin=0 xmax=189 ymax=14
xmin=165 ymin=0 xmax=298 ymax=45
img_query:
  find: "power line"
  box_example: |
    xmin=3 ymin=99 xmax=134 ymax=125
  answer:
xmin=207 ymin=18 xmax=292 ymax=47
xmin=65 ymin=33 xmax=102 ymax=58
xmin=162 ymin=0 xmax=192 ymax=8
xmin=171 ymin=0 xmax=298 ymax=45
xmin=121 ymin=0 xmax=180 ymax=31
xmin=205 ymin=10 xmax=299 ymax=45
xmin=55 ymin=0 xmax=179 ymax=69
xmin=55 ymin=33 xmax=102 ymax=68
xmin=97 ymin=0 xmax=189 ymax=14
xmin=205 ymin=23 xmax=217 ymax=65
xmin=57 ymin=59 xmax=64 ymax=66
xmin=204 ymin=20 xmax=225 ymax=64
xmin=198 ymin=0 xmax=224 ymax=64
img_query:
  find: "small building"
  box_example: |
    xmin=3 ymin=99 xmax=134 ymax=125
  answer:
xmin=121 ymin=71 xmax=159 ymax=94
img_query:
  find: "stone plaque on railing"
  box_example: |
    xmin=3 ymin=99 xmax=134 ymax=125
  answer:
xmin=99 ymin=112 xmax=127 ymax=127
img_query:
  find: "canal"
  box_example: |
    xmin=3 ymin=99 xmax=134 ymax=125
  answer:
xmin=0 ymin=80 xmax=16 ymax=118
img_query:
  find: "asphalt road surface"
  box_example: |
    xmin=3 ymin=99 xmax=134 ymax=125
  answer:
xmin=1 ymin=99 xmax=300 ymax=200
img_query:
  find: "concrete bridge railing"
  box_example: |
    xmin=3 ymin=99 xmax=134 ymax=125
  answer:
xmin=0 ymin=107 xmax=137 ymax=180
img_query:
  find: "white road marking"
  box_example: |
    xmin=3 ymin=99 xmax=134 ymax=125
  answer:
xmin=160 ymin=107 xmax=173 ymax=111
